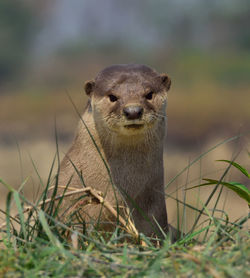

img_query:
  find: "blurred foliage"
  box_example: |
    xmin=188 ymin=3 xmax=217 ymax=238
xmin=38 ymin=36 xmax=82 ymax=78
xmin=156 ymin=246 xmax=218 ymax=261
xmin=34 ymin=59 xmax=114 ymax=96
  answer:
xmin=0 ymin=1 xmax=37 ymax=84
xmin=1 ymin=0 xmax=250 ymax=89
xmin=172 ymin=50 xmax=250 ymax=88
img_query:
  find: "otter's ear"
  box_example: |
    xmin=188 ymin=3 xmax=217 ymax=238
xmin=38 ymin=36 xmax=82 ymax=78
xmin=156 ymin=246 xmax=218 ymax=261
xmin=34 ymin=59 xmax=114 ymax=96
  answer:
xmin=84 ymin=80 xmax=95 ymax=96
xmin=160 ymin=74 xmax=171 ymax=91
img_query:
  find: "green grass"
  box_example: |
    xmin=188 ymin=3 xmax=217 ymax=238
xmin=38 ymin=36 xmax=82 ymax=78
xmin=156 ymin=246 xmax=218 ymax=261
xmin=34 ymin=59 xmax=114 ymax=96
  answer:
xmin=0 ymin=131 xmax=249 ymax=277
xmin=0 ymin=231 xmax=249 ymax=277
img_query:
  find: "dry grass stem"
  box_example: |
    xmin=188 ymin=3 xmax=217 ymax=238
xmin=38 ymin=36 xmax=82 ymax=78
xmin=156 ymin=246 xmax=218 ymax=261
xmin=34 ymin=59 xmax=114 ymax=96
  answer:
xmin=0 ymin=186 xmax=138 ymax=237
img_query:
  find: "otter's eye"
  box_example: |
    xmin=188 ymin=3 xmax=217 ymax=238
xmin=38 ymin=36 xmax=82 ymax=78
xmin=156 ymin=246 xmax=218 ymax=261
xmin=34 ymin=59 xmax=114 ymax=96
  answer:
xmin=108 ymin=94 xmax=118 ymax=102
xmin=145 ymin=91 xmax=154 ymax=100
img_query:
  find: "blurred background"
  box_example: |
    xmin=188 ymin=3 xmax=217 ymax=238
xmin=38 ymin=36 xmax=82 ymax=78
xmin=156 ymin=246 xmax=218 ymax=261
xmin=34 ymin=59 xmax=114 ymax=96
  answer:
xmin=0 ymin=0 xmax=249 ymax=228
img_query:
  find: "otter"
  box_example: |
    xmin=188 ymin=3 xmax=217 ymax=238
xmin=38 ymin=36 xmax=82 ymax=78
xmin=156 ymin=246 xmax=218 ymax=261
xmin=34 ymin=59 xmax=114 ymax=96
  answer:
xmin=55 ymin=64 xmax=172 ymax=240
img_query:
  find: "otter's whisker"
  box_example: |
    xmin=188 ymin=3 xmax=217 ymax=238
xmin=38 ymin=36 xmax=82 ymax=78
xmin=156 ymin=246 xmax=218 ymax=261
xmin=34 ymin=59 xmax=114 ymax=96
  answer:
xmin=154 ymin=112 xmax=167 ymax=119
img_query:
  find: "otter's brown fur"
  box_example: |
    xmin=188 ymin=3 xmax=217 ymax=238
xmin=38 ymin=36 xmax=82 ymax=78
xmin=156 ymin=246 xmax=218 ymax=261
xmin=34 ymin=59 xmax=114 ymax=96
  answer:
xmin=56 ymin=64 xmax=171 ymax=238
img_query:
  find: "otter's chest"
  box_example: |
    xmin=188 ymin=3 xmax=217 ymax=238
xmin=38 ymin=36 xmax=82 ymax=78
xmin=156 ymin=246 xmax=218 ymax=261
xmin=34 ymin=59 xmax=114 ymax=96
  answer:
xmin=107 ymin=150 xmax=163 ymax=196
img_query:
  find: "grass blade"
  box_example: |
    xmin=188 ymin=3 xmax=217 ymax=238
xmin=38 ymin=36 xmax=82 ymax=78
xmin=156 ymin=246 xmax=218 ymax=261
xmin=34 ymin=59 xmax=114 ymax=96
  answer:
xmin=13 ymin=191 xmax=27 ymax=240
xmin=66 ymin=92 xmax=122 ymax=225
xmin=217 ymin=160 xmax=250 ymax=178
xmin=187 ymin=179 xmax=250 ymax=206
xmin=206 ymin=179 xmax=250 ymax=206
xmin=28 ymin=153 xmax=44 ymax=188
xmin=5 ymin=192 xmax=13 ymax=242
xmin=0 ymin=178 xmax=14 ymax=192
xmin=38 ymin=210 xmax=65 ymax=252
xmin=39 ymin=154 xmax=57 ymax=210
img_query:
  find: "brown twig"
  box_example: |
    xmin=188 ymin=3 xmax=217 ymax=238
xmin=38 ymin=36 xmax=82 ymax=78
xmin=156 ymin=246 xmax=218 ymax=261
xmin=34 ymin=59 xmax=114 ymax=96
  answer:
xmin=0 ymin=186 xmax=138 ymax=236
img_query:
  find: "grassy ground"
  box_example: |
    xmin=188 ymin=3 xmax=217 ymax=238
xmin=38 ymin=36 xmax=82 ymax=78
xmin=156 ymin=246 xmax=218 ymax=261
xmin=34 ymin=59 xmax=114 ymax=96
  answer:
xmin=0 ymin=136 xmax=249 ymax=277
xmin=0 ymin=230 xmax=249 ymax=277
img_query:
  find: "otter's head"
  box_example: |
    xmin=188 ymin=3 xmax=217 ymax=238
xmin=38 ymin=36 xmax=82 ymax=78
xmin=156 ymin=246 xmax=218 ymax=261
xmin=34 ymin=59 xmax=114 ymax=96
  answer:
xmin=84 ymin=64 xmax=171 ymax=136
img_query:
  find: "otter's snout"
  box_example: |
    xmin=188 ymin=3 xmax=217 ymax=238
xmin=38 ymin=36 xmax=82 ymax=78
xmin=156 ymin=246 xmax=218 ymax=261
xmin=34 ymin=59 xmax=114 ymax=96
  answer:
xmin=123 ymin=105 xmax=143 ymax=120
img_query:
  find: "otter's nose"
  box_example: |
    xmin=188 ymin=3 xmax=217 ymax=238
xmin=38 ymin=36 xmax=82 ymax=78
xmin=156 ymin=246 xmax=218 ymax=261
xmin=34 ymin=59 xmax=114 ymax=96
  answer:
xmin=123 ymin=106 xmax=143 ymax=120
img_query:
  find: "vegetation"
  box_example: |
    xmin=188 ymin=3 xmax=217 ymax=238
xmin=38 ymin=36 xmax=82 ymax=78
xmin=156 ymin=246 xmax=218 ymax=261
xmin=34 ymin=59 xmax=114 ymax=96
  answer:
xmin=187 ymin=159 xmax=250 ymax=207
xmin=0 ymin=230 xmax=248 ymax=277
xmin=0 ymin=135 xmax=249 ymax=277
xmin=0 ymin=1 xmax=37 ymax=83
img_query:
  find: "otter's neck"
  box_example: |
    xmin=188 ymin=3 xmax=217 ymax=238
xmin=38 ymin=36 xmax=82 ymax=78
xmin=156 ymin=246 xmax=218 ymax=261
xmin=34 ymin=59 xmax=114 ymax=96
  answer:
xmin=95 ymin=118 xmax=165 ymax=160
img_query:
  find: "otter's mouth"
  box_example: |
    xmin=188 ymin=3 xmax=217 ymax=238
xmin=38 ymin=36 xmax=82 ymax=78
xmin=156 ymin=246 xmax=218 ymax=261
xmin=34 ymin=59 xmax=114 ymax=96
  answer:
xmin=124 ymin=124 xmax=144 ymax=129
